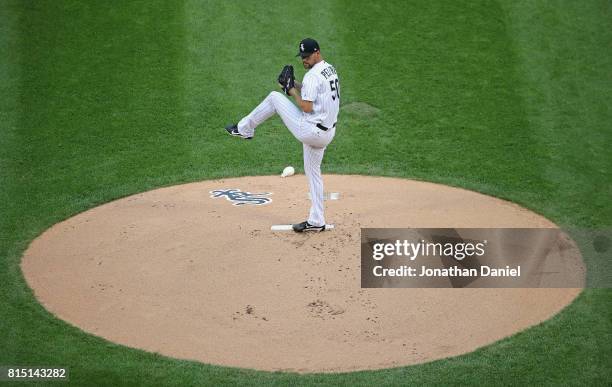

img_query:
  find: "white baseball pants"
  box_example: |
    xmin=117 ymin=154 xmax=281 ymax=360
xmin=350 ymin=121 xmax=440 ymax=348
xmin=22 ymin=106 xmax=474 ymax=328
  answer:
xmin=237 ymin=91 xmax=335 ymax=227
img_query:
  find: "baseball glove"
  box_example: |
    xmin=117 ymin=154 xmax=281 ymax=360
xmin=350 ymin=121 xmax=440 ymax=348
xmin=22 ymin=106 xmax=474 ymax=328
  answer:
xmin=277 ymin=65 xmax=295 ymax=95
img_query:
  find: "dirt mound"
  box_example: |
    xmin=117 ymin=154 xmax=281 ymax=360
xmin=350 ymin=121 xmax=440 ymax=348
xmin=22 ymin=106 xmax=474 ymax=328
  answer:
xmin=21 ymin=175 xmax=583 ymax=372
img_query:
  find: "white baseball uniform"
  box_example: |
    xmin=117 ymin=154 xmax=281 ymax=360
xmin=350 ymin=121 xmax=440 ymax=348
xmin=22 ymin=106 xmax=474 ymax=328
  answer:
xmin=237 ymin=60 xmax=340 ymax=226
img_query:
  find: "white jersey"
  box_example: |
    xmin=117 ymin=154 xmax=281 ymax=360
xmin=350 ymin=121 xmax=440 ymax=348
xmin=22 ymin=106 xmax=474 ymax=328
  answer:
xmin=301 ymin=60 xmax=340 ymax=129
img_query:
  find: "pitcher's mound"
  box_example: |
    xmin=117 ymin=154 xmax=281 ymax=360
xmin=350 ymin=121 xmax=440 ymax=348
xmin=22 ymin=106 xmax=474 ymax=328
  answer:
xmin=21 ymin=175 xmax=583 ymax=373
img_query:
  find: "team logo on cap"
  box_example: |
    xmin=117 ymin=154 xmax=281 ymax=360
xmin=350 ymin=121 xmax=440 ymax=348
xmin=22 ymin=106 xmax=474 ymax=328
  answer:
xmin=300 ymin=43 xmax=305 ymax=52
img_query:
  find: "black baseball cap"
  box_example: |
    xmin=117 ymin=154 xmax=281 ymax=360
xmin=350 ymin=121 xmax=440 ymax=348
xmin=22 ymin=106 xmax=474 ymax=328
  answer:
xmin=296 ymin=38 xmax=320 ymax=58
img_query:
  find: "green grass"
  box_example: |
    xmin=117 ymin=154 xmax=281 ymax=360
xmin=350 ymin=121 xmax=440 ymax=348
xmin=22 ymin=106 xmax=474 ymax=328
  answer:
xmin=1 ymin=0 xmax=610 ymax=385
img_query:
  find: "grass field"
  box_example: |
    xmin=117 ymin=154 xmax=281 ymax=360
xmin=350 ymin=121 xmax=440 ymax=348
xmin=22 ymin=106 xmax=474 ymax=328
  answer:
xmin=1 ymin=0 xmax=611 ymax=385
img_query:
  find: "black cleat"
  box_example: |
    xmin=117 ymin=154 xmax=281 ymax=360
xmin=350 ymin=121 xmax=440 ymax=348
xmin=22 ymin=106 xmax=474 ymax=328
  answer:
xmin=292 ymin=221 xmax=326 ymax=233
xmin=225 ymin=123 xmax=252 ymax=139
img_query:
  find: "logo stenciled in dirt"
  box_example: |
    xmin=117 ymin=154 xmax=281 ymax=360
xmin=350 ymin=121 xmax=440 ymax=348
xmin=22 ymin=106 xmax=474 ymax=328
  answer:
xmin=210 ymin=189 xmax=272 ymax=206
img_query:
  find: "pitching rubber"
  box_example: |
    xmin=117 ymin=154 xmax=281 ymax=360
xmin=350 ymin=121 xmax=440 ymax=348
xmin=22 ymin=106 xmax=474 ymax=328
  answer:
xmin=271 ymin=224 xmax=335 ymax=231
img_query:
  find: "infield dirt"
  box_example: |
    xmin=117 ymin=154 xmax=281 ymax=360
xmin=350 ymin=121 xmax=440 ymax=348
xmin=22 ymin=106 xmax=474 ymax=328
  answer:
xmin=21 ymin=175 xmax=583 ymax=372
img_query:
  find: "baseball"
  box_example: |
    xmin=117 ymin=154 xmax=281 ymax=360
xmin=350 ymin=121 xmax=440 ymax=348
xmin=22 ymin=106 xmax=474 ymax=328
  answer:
xmin=281 ymin=166 xmax=295 ymax=177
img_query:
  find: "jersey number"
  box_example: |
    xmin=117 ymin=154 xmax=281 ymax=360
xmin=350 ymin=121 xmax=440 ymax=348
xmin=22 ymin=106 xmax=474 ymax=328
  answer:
xmin=329 ymin=79 xmax=340 ymax=100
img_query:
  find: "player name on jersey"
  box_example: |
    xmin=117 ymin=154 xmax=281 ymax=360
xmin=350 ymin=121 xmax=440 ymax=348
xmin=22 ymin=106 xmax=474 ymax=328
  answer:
xmin=320 ymin=66 xmax=337 ymax=79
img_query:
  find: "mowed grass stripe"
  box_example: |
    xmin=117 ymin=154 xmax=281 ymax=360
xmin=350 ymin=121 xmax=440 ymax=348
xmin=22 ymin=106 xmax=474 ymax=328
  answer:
xmin=328 ymin=0 xmax=551 ymax=208
xmin=14 ymin=0 xmax=189 ymax=222
xmin=502 ymin=1 xmax=612 ymax=227
xmin=182 ymin=0 xmax=346 ymax=178
xmin=0 ymin=0 xmax=26 ymax=362
xmin=0 ymin=0 xmax=21 ymax=242
xmin=182 ymin=0 xmax=304 ymax=177
xmin=1 ymin=2 xmax=205 ymax=385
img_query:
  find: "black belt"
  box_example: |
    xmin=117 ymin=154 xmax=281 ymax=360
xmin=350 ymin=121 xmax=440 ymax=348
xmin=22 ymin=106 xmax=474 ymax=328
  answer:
xmin=316 ymin=122 xmax=336 ymax=131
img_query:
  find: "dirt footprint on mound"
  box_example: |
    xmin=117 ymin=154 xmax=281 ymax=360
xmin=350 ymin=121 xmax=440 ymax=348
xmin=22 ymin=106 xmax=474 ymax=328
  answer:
xmin=232 ymin=305 xmax=269 ymax=322
xmin=307 ymin=299 xmax=345 ymax=319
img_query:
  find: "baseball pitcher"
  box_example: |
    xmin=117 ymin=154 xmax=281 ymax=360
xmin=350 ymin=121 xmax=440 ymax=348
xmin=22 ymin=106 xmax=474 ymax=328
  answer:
xmin=225 ymin=38 xmax=340 ymax=232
